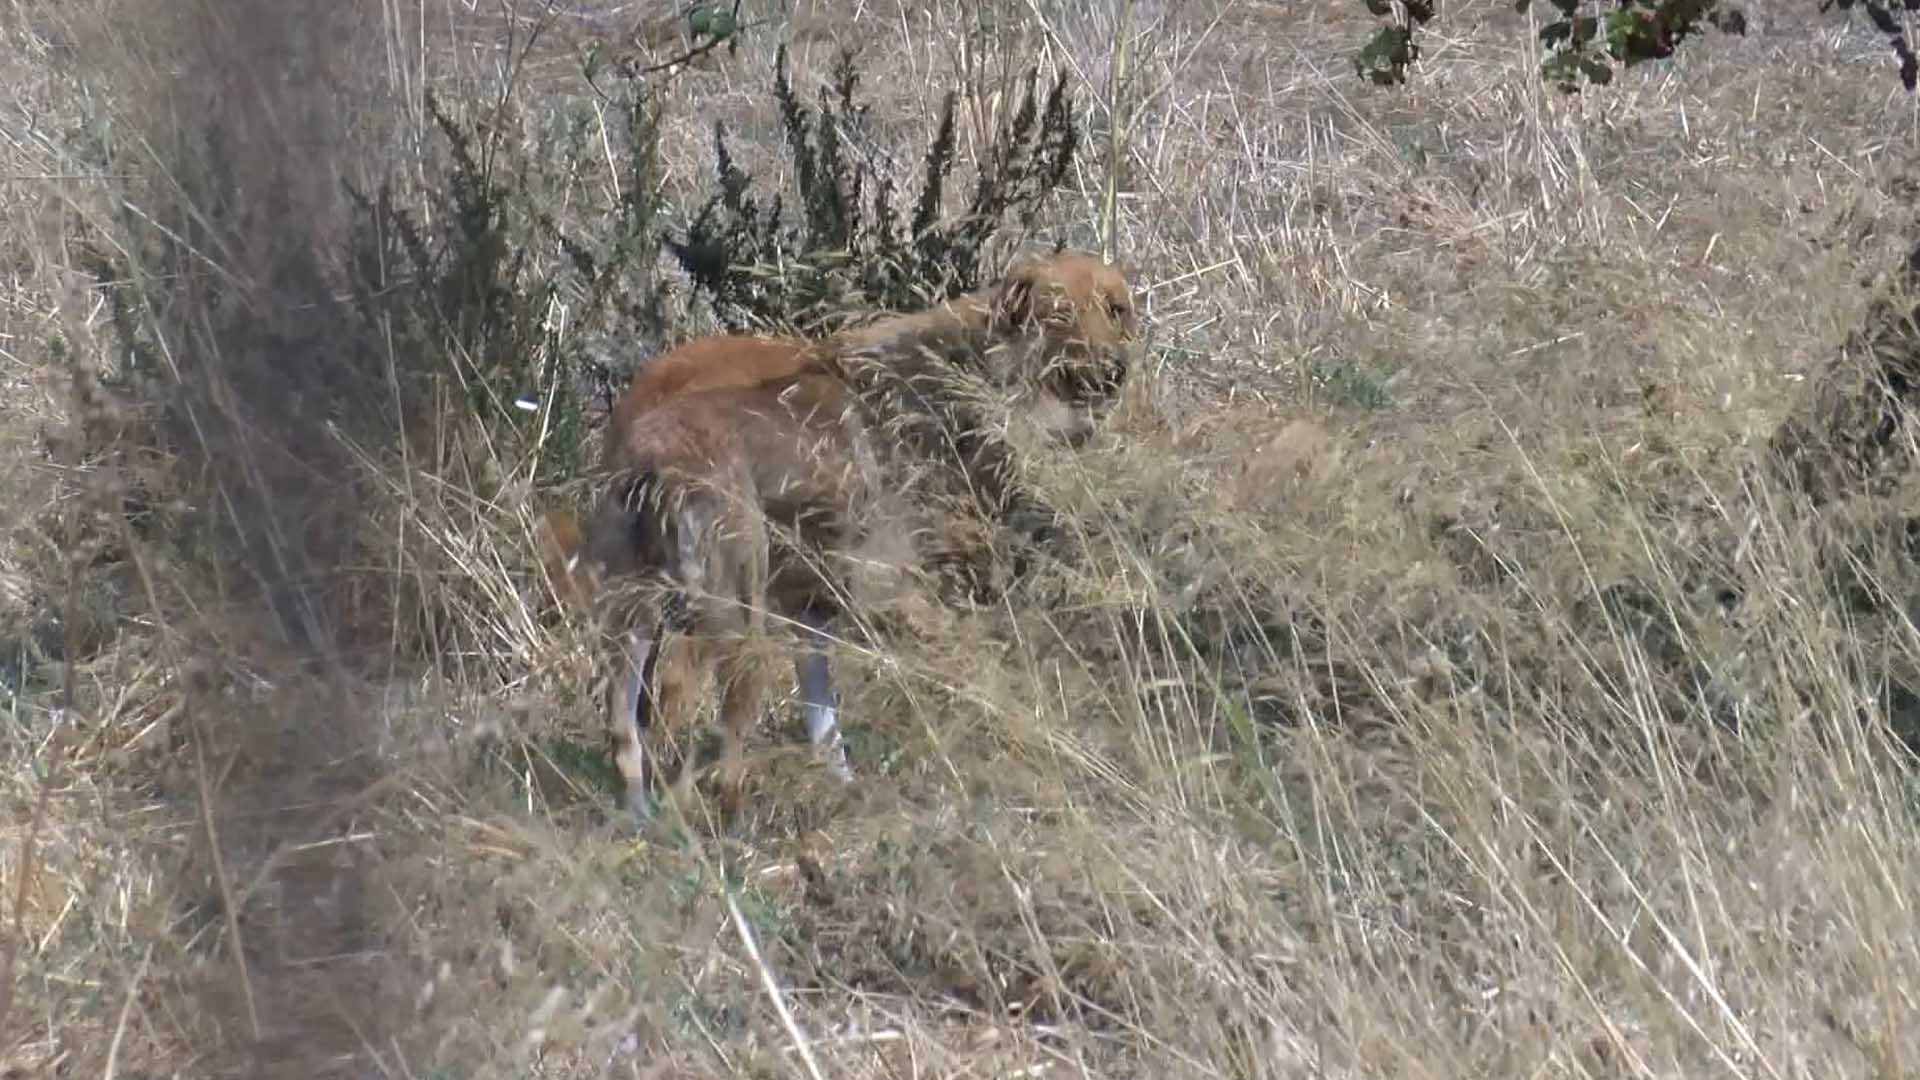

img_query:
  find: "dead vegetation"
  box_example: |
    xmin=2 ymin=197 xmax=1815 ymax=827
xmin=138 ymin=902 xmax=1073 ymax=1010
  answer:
xmin=5 ymin=0 xmax=1920 ymax=1077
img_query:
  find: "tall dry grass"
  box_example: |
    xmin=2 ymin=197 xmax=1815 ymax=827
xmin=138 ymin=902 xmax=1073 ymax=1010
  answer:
xmin=4 ymin=0 xmax=1920 ymax=1077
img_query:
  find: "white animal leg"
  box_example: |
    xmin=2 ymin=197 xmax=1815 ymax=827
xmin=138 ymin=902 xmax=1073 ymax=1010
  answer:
xmin=795 ymin=609 xmax=852 ymax=783
xmin=609 ymin=631 xmax=658 ymax=825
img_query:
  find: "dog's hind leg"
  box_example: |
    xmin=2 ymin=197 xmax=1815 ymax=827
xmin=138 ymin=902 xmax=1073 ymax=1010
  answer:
xmin=608 ymin=629 xmax=660 ymax=827
xmin=796 ymin=608 xmax=853 ymax=783
xmin=694 ymin=489 xmax=778 ymax=821
xmin=708 ymin=642 xmax=773 ymax=820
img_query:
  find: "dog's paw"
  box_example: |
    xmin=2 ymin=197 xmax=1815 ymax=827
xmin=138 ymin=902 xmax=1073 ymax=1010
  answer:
xmin=593 ymin=792 xmax=657 ymax=842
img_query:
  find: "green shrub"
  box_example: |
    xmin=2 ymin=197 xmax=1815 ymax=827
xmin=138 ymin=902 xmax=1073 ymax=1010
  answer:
xmin=668 ymin=44 xmax=1080 ymax=336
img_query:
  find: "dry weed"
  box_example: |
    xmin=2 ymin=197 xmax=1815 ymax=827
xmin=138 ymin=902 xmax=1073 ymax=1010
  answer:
xmin=4 ymin=0 xmax=1920 ymax=1077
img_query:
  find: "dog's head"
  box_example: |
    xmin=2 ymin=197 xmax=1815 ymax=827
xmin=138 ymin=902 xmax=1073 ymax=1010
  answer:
xmin=989 ymin=252 xmax=1142 ymax=447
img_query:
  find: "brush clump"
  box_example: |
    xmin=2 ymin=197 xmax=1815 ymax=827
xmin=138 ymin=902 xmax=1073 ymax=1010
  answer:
xmin=3 ymin=2 xmax=1920 ymax=1078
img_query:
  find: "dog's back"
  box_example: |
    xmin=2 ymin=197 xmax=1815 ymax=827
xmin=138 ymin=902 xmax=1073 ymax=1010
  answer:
xmin=597 ymin=372 xmax=883 ymax=614
xmin=608 ymin=335 xmax=819 ymax=440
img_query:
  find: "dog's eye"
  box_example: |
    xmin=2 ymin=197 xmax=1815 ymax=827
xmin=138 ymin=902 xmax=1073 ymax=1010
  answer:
xmin=1107 ymin=299 xmax=1132 ymax=323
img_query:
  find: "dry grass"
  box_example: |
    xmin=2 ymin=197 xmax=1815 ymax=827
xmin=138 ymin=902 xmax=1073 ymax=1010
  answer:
xmin=5 ymin=0 xmax=1920 ymax=1076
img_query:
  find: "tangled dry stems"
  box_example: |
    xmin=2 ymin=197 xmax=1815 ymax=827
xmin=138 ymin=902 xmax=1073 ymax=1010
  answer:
xmin=3 ymin=1 xmax=1920 ymax=1077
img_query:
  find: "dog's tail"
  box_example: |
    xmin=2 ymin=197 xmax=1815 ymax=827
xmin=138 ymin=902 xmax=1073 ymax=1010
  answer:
xmin=534 ymin=470 xmax=674 ymax=615
xmin=591 ymin=468 xmax=724 ymax=625
xmin=584 ymin=469 xmax=675 ymax=580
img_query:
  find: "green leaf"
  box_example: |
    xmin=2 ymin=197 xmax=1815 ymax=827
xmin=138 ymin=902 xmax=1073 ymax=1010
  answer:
xmin=1540 ymin=48 xmax=1586 ymax=91
xmin=1709 ymin=8 xmax=1747 ymax=34
xmin=1540 ymin=16 xmax=1597 ymax=46
xmin=1605 ymin=9 xmax=1645 ymax=56
xmin=1354 ymin=25 xmax=1419 ymax=85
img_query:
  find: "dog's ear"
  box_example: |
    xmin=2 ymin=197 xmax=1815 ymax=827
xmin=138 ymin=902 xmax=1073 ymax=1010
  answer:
xmin=992 ymin=260 xmax=1041 ymax=334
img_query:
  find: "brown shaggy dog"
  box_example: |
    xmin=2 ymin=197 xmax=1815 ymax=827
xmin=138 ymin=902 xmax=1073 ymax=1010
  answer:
xmin=543 ymin=251 xmax=1140 ymax=827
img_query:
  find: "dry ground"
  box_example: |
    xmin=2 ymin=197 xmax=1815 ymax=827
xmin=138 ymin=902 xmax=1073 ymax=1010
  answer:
xmin=5 ymin=0 xmax=1920 ymax=1077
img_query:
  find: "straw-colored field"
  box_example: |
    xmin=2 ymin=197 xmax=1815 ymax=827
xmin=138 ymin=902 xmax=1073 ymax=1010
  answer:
xmin=5 ymin=2 xmax=1920 ymax=1076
